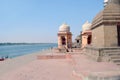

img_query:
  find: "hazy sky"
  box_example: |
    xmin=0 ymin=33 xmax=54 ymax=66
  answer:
xmin=0 ymin=0 xmax=103 ymax=43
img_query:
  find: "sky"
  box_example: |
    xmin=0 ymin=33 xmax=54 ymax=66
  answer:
xmin=0 ymin=0 xmax=103 ymax=43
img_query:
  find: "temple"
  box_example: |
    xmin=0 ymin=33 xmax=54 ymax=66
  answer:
xmin=57 ymin=0 xmax=120 ymax=66
xmin=81 ymin=21 xmax=92 ymax=48
xmin=55 ymin=0 xmax=120 ymax=79
xmin=84 ymin=0 xmax=120 ymax=64
xmin=57 ymin=23 xmax=72 ymax=50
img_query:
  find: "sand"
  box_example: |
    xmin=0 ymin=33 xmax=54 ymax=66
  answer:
xmin=0 ymin=60 xmax=75 ymax=80
xmin=0 ymin=49 xmax=120 ymax=80
xmin=0 ymin=49 xmax=52 ymax=76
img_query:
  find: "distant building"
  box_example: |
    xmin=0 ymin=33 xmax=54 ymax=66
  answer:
xmin=58 ymin=23 xmax=72 ymax=49
xmin=73 ymin=34 xmax=82 ymax=48
xmin=73 ymin=21 xmax=92 ymax=48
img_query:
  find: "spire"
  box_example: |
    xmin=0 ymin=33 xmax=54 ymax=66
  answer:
xmin=104 ymin=0 xmax=109 ymax=7
xmin=108 ymin=0 xmax=120 ymax=4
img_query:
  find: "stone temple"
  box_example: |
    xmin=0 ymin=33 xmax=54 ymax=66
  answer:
xmin=81 ymin=21 xmax=92 ymax=48
xmin=84 ymin=0 xmax=120 ymax=64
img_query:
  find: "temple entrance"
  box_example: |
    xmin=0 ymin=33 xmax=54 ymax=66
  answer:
xmin=61 ymin=36 xmax=66 ymax=45
xmin=117 ymin=23 xmax=120 ymax=46
xmin=87 ymin=35 xmax=91 ymax=44
xmin=77 ymin=40 xmax=79 ymax=43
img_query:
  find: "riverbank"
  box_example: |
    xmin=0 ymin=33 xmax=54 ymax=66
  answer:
xmin=0 ymin=48 xmax=120 ymax=80
xmin=0 ymin=49 xmax=53 ymax=77
xmin=0 ymin=43 xmax=57 ymax=59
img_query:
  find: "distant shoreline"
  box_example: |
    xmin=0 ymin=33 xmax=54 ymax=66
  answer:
xmin=0 ymin=43 xmax=57 ymax=46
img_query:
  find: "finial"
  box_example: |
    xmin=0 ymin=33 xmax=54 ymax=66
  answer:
xmin=63 ymin=22 xmax=67 ymax=25
xmin=104 ymin=0 xmax=109 ymax=7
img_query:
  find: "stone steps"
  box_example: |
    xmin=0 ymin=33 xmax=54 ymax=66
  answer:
xmin=113 ymin=62 xmax=120 ymax=65
xmin=112 ymin=59 xmax=120 ymax=63
xmin=110 ymin=55 xmax=120 ymax=59
xmin=108 ymin=52 xmax=120 ymax=66
xmin=108 ymin=52 xmax=120 ymax=56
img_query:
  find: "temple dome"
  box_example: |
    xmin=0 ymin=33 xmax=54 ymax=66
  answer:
xmin=91 ymin=0 xmax=120 ymax=29
xmin=59 ymin=23 xmax=70 ymax=32
xmin=82 ymin=21 xmax=91 ymax=31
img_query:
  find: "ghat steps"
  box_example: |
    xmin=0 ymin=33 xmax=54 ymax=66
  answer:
xmin=109 ymin=53 xmax=120 ymax=66
xmin=102 ymin=49 xmax=120 ymax=66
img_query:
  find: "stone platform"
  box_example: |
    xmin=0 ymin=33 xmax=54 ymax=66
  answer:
xmin=71 ymin=54 xmax=120 ymax=80
xmin=0 ymin=52 xmax=120 ymax=80
xmin=37 ymin=53 xmax=120 ymax=80
xmin=84 ymin=46 xmax=120 ymax=64
xmin=37 ymin=54 xmax=71 ymax=59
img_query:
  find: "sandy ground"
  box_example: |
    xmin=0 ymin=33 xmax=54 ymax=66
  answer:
xmin=0 ymin=49 xmax=120 ymax=80
xmin=0 ymin=59 xmax=75 ymax=80
xmin=0 ymin=49 xmax=53 ymax=76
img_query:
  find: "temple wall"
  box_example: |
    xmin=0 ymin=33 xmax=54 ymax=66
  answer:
xmin=92 ymin=24 xmax=118 ymax=47
xmin=104 ymin=25 xmax=118 ymax=47
xmin=92 ymin=25 xmax=105 ymax=47
xmin=82 ymin=35 xmax=88 ymax=48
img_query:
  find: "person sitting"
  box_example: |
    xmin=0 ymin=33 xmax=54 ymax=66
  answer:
xmin=0 ymin=57 xmax=4 ymax=61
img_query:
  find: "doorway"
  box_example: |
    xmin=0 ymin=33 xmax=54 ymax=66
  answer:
xmin=117 ymin=23 xmax=120 ymax=46
xmin=87 ymin=35 xmax=91 ymax=44
xmin=61 ymin=36 xmax=66 ymax=45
